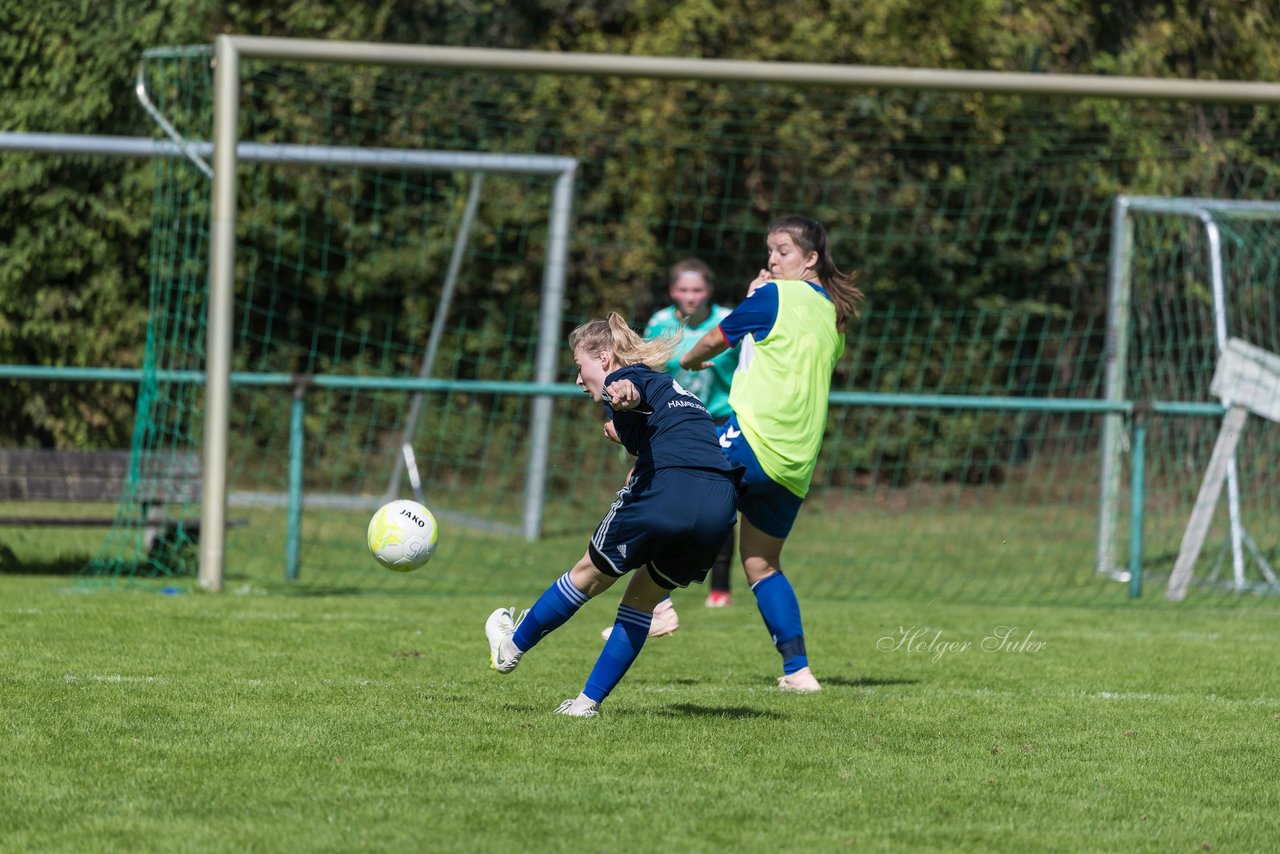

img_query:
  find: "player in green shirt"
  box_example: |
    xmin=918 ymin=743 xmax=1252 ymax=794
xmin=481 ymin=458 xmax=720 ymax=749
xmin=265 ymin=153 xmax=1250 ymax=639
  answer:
xmin=644 ymin=258 xmax=738 ymax=421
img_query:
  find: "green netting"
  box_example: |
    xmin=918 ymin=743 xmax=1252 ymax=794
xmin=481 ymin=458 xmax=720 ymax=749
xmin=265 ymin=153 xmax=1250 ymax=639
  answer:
xmin=93 ymin=45 xmax=1280 ymax=605
xmin=1113 ymin=207 xmax=1280 ymax=595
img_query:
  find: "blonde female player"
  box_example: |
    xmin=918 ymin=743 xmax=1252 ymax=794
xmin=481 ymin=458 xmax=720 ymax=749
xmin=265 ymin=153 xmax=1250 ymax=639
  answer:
xmin=680 ymin=215 xmax=862 ymax=693
xmin=644 ymin=257 xmax=740 ymax=608
xmin=484 ymin=313 xmax=742 ymax=717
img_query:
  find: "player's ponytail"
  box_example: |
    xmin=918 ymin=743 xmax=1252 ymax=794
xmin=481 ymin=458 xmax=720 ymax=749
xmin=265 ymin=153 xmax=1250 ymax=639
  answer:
xmin=569 ymin=312 xmax=677 ymax=372
xmin=768 ymin=215 xmax=864 ymax=330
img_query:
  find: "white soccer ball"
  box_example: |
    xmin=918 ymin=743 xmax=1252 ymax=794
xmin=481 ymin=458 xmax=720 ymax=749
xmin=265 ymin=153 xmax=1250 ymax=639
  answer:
xmin=367 ymin=499 xmax=438 ymax=571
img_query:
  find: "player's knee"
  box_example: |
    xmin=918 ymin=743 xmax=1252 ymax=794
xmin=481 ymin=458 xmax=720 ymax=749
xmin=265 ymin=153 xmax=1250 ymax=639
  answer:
xmin=622 ymin=570 xmax=670 ymax=610
xmin=741 ymin=555 xmax=779 ymax=585
xmin=570 ymin=554 xmax=616 ymax=597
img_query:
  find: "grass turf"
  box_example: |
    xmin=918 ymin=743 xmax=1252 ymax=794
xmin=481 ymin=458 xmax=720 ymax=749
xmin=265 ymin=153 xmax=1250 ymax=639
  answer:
xmin=2 ymin=570 xmax=1279 ymax=852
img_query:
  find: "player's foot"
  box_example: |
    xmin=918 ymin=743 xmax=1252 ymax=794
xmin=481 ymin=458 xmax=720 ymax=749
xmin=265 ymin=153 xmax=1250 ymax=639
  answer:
xmin=648 ymin=597 xmax=680 ymax=637
xmin=777 ymin=666 xmax=822 ymax=693
xmin=601 ymin=597 xmax=679 ymax=640
xmin=485 ymin=606 xmax=526 ymax=674
xmin=554 ymin=694 xmax=601 ymax=718
xmin=704 ymin=590 xmax=733 ymax=608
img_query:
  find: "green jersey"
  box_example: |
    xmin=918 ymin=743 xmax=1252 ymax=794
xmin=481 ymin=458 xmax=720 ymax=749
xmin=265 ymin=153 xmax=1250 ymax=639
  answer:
xmin=720 ymin=279 xmax=843 ymax=497
xmin=644 ymin=304 xmax=737 ymax=420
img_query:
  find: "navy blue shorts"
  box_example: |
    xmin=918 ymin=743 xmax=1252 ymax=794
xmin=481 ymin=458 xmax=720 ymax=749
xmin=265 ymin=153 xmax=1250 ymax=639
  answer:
xmin=589 ymin=467 xmax=739 ymax=590
xmin=717 ymin=414 xmax=804 ymax=539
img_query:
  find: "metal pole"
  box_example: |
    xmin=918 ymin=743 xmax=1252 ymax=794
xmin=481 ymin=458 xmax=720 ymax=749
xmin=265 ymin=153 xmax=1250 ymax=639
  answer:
xmin=198 ymin=35 xmax=240 ymax=593
xmin=1128 ymin=417 xmax=1147 ymax=599
xmin=523 ymin=166 xmax=576 ymax=541
xmin=1098 ymin=195 xmax=1132 ymax=578
xmin=285 ymin=379 xmax=307 ymax=581
xmin=1202 ymin=215 xmax=1247 ymax=590
xmin=0 ymin=133 xmax=577 ymax=176
xmin=387 ymin=172 xmax=485 ymax=500
xmin=222 ymin=37 xmax=1280 ymax=104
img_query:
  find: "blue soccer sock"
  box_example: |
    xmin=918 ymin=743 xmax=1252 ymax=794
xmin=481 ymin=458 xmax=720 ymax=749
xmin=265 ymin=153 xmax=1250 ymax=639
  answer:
xmin=511 ymin=571 xmax=589 ymax=652
xmin=583 ymin=604 xmax=652 ymax=703
xmin=751 ymin=572 xmax=808 ymax=674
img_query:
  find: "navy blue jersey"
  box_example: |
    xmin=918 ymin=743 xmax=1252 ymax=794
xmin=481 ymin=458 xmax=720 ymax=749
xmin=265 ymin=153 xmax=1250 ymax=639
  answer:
xmin=602 ymin=364 xmax=739 ymax=479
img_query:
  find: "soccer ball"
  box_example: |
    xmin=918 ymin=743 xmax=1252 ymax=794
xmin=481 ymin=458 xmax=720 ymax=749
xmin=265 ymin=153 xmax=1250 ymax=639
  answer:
xmin=367 ymin=499 xmax=438 ymax=571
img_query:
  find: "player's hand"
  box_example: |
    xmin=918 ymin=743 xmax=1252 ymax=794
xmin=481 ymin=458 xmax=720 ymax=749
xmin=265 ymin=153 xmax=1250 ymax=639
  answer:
xmin=747 ymin=268 xmax=771 ymax=295
xmin=604 ymin=379 xmax=641 ymax=410
xmin=679 ymin=355 xmax=714 ymax=372
xmin=603 ymin=421 xmax=621 ymax=444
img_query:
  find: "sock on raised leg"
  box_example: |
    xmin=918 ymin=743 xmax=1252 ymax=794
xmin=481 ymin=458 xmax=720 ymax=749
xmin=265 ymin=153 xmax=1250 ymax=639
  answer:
xmin=512 ymin=571 xmax=589 ymax=652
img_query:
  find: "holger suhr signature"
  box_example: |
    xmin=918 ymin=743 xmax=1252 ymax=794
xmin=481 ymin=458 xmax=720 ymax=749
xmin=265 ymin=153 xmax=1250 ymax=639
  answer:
xmin=877 ymin=625 xmax=1046 ymax=663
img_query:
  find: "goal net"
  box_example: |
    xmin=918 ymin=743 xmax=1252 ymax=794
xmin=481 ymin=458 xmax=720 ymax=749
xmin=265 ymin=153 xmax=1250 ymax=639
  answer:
xmin=95 ymin=40 xmax=1280 ymax=603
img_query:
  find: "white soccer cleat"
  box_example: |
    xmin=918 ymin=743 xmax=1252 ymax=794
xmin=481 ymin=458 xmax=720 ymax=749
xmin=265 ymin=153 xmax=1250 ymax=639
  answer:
xmin=485 ymin=607 xmax=526 ymax=674
xmin=601 ymin=597 xmax=679 ymax=641
xmin=554 ymin=694 xmax=601 ymax=718
xmin=777 ymin=666 xmax=822 ymax=693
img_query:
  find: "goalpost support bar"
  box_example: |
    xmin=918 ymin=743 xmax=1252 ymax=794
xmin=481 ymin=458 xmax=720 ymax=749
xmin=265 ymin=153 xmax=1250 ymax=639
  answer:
xmin=1166 ymin=405 xmax=1249 ymax=602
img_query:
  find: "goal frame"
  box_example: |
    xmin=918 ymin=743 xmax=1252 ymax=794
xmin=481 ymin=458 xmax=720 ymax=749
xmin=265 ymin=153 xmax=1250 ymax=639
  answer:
xmin=199 ymin=35 xmax=1280 ymax=592
xmin=1098 ymin=195 xmax=1280 ymax=589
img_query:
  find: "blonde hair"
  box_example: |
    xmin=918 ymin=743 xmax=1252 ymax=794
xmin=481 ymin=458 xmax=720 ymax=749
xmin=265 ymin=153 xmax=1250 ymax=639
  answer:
xmin=569 ymin=312 xmax=677 ymax=372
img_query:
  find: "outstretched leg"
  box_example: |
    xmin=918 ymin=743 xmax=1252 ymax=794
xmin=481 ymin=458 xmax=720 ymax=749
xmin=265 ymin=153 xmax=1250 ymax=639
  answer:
xmin=488 ymin=551 xmax=616 ymax=673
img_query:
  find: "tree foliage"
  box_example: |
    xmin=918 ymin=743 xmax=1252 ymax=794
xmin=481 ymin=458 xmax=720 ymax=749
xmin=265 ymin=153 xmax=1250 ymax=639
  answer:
xmin=4 ymin=0 xmax=1280 ymax=447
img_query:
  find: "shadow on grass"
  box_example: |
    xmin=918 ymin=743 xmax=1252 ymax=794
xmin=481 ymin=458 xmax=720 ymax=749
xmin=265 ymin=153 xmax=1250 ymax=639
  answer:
xmin=666 ymin=674 xmax=920 ymax=690
xmin=823 ymin=676 xmax=921 ymax=688
xmin=0 ymin=546 xmax=89 ymax=576
xmin=273 ymin=586 xmax=370 ymax=597
xmin=656 ymin=703 xmax=784 ymax=719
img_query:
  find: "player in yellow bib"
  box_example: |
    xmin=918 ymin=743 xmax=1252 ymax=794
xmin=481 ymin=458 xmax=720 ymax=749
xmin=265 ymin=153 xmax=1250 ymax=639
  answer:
xmin=680 ymin=215 xmax=862 ymax=693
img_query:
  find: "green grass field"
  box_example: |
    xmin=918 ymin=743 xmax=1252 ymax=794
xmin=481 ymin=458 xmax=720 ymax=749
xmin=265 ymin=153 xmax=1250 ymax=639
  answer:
xmin=3 ymin=553 xmax=1280 ymax=852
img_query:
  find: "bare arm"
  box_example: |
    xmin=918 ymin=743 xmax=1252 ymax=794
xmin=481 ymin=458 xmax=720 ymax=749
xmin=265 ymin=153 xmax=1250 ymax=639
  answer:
xmin=679 ymin=327 xmax=730 ymax=372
